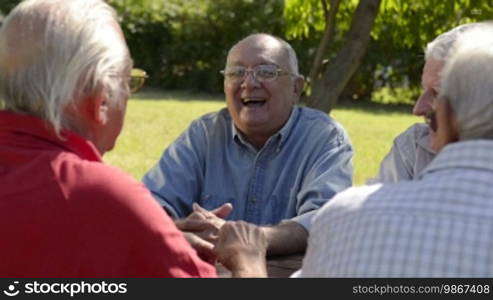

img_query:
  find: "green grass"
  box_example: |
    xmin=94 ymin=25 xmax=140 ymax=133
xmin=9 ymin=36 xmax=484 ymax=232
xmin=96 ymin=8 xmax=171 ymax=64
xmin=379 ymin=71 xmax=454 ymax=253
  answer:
xmin=105 ymin=89 xmax=421 ymax=186
xmin=332 ymin=101 xmax=420 ymax=184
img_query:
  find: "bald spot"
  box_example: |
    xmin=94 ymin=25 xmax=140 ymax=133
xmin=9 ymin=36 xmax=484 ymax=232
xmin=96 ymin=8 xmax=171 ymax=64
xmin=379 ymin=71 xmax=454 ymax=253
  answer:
xmin=226 ymin=34 xmax=290 ymax=69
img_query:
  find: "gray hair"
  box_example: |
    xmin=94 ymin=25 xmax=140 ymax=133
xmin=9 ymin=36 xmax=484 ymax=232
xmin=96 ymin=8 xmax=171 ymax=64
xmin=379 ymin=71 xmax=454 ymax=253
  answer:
xmin=439 ymin=23 xmax=493 ymax=140
xmin=227 ymin=33 xmax=300 ymax=76
xmin=425 ymin=22 xmax=487 ymax=62
xmin=0 ymin=0 xmax=131 ymax=135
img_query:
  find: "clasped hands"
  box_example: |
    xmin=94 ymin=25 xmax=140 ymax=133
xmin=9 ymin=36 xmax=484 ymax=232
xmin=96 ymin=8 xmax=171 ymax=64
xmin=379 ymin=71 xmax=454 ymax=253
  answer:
xmin=174 ymin=203 xmax=267 ymax=276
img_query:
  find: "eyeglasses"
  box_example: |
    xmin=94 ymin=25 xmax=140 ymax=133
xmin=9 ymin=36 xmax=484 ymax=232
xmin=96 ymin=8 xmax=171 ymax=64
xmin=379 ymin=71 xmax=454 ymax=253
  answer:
xmin=128 ymin=68 xmax=149 ymax=93
xmin=220 ymin=64 xmax=294 ymax=83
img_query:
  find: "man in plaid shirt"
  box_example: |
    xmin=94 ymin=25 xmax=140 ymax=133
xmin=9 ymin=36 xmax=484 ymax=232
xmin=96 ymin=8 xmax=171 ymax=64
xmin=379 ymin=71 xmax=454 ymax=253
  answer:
xmin=295 ymin=23 xmax=493 ymax=277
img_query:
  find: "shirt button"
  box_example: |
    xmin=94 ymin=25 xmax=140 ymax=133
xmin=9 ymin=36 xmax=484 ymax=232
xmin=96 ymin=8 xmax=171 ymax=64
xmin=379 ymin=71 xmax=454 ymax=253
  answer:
xmin=250 ymin=196 xmax=257 ymax=204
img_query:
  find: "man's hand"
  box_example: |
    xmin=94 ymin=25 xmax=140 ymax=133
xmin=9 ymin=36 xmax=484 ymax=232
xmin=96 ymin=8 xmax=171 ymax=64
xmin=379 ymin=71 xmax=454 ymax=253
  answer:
xmin=214 ymin=221 xmax=268 ymax=277
xmin=175 ymin=203 xmax=233 ymax=244
xmin=182 ymin=232 xmax=216 ymax=264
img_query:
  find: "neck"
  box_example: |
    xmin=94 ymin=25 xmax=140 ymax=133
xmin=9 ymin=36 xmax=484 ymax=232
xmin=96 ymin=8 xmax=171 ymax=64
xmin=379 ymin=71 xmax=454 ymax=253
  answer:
xmin=246 ymin=134 xmax=269 ymax=150
xmin=64 ymin=111 xmax=107 ymax=155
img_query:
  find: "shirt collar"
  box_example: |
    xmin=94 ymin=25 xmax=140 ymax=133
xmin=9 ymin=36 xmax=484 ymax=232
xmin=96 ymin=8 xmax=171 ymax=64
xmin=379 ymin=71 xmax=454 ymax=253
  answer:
xmin=232 ymin=106 xmax=298 ymax=151
xmin=0 ymin=110 xmax=102 ymax=162
xmin=420 ymin=139 xmax=493 ymax=178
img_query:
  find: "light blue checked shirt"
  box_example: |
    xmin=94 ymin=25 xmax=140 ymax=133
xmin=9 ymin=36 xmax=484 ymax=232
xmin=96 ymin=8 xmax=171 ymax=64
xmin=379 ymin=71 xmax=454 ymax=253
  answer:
xmin=299 ymin=140 xmax=493 ymax=277
xmin=143 ymin=106 xmax=353 ymax=230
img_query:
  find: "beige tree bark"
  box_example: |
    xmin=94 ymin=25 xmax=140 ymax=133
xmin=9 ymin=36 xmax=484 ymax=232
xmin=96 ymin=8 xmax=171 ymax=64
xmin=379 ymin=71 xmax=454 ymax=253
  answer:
xmin=307 ymin=0 xmax=382 ymax=113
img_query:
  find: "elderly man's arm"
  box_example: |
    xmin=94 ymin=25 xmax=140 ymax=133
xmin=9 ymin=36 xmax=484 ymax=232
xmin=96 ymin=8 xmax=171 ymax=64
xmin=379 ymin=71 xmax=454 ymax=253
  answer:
xmin=261 ymin=124 xmax=352 ymax=255
xmin=262 ymin=220 xmax=308 ymax=255
xmin=280 ymin=128 xmax=353 ymax=252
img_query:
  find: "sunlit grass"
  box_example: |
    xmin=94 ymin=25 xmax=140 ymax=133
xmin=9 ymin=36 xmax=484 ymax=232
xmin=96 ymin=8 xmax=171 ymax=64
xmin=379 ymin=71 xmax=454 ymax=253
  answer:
xmin=105 ymin=89 xmax=420 ymax=185
xmin=104 ymin=90 xmax=224 ymax=179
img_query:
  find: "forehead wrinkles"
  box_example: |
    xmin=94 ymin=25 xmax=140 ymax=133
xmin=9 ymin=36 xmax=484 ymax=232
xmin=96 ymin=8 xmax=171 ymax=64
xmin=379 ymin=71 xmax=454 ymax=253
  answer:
xmin=422 ymin=59 xmax=444 ymax=89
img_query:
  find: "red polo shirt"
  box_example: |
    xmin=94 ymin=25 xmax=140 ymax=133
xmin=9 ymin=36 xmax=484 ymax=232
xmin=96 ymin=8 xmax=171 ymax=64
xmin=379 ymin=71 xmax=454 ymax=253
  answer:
xmin=0 ymin=110 xmax=216 ymax=277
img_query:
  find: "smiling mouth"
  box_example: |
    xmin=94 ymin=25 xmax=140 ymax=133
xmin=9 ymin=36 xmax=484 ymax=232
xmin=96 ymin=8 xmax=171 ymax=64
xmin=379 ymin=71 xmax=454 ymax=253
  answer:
xmin=242 ymin=98 xmax=266 ymax=107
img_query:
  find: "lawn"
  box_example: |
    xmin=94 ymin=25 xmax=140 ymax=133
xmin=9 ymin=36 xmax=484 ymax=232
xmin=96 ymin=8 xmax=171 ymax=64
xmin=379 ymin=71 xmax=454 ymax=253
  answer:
xmin=104 ymin=89 xmax=421 ymax=186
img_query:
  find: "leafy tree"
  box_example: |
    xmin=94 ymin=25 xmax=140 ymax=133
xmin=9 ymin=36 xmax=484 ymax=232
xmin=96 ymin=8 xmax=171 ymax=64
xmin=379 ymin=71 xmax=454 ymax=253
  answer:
xmin=285 ymin=0 xmax=493 ymax=112
xmin=111 ymin=0 xmax=284 ymax=92
xmin=1 ymin=0 xmax=285 ymax=93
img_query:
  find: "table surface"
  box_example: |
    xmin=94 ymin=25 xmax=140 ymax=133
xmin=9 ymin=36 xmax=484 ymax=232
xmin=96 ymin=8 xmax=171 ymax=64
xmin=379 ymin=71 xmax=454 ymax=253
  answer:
xmin=216 ymin=253 xmax=304 ymax=278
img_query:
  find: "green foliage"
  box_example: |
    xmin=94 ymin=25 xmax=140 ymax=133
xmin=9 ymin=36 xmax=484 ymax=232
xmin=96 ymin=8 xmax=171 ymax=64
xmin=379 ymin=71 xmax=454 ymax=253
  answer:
xmin=367 ymin=0 xmax=493 ymax=99
xmin=284 ymin=0 xmax=493 ymax=104
xmin=110 ymin=0 xmax=285 ymax=93
xmin=373 ymin=0 xmax=493 ymax=48
xmin=372 ymin=86 xmax=421 ymax=105
xmin=284 ymin=0 xmax=359 ymax=39
xmin=0 ymin=0 xmax=19 ymax=14
xmin=284 ymin=0 xmax=326 ymax=38
xmin=2 ymin=0 xmax=492 ymax=101
xmin=1 ymin=0 xmax=285 ymax=93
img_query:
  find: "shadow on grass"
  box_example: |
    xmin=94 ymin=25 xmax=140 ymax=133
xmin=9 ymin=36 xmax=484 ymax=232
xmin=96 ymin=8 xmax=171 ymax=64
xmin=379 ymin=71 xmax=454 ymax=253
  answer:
xmin=132 ymin=88 xmax=415 ymax=115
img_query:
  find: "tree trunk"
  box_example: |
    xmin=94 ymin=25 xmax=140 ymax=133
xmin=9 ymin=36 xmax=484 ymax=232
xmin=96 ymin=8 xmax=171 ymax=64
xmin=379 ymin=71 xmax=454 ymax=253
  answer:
xmin=307 ymin=0 xmax=342 ymax=86
xmin=308 ymin=0 xmax=382 ymax=113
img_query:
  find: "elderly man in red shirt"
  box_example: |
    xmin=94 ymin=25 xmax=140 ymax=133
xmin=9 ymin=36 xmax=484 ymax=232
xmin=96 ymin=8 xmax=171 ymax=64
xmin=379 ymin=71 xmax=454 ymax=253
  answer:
xmin=0 ymin=0 xmax=220 ymax=277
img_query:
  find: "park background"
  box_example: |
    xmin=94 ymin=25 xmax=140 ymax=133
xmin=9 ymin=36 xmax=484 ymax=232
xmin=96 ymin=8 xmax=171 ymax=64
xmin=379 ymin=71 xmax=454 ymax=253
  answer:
xmin=1 ymin=0 xmax=491 ymax=184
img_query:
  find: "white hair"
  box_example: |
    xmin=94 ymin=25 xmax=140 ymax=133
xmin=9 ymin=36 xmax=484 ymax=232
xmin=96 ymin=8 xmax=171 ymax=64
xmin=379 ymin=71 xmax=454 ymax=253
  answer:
xmin=0 ymin=0 xmax=131 ymax=135
xmin=227 ymin=33 xmax=300 ymax=76
xmin=425 ymin=22 xmax=488 ymax=62
xmin=439 ymin=24 xmax=493 ymax=140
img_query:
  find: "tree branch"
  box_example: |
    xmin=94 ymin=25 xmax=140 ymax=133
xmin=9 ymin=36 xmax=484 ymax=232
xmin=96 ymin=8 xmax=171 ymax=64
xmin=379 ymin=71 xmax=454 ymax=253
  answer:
xmin=306 ymin=0 xmax=342 ymax=105
xmin=309 ymin=0 xmax=382 ymax=112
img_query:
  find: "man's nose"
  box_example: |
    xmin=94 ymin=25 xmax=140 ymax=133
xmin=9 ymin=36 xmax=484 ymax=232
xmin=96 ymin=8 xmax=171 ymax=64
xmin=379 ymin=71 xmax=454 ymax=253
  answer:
xmin=241 ymin=70 xmax=260 ymax=88
xmin=413 ymin=92 xmax=433 ymax=116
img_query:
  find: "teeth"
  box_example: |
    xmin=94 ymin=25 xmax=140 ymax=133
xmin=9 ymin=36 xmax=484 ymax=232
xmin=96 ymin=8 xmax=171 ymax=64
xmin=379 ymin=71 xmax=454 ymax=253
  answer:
xmin=242 ymin=98 xmax=266 ymax=104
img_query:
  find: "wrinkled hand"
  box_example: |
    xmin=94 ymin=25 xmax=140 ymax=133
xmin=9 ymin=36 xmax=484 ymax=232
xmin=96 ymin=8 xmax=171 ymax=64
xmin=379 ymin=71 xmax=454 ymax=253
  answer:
xmin=182 ymin=232 xmax=216 ymax=264
xmin=175 ymin=203 xmax=233 ymax=244
xmin=214 ymin=221 xmax=268 ymax=277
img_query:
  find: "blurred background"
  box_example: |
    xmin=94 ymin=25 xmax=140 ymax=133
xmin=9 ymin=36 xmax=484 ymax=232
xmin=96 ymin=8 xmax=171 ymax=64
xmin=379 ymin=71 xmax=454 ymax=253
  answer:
xmin=2 ymin=0 xmax=491 ymax=109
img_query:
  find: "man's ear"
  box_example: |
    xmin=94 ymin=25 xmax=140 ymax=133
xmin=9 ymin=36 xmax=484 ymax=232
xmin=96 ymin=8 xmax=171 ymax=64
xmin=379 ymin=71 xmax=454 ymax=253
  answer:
xmin=88 ymin=94 xmax=109 ymax=125
xmin=293 ymin=76 xmax=305 ymax=99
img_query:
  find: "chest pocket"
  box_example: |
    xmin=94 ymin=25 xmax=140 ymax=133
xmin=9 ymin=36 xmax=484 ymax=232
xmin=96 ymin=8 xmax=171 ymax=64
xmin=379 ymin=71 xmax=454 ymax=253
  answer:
xmin=264 ymin=188 xmax=298 ymax=224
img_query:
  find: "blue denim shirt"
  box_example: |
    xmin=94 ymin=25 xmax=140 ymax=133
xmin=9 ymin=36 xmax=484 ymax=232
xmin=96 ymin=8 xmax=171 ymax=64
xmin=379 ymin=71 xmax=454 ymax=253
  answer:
xmin=143 ymin=106 xmax=353 ymax=230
